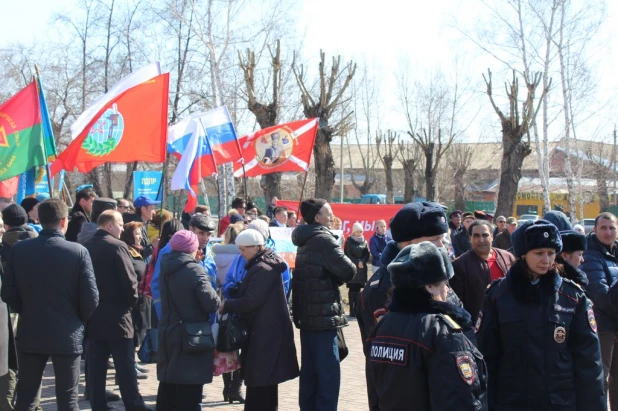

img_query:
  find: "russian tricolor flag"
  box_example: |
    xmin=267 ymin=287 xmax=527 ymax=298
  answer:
xmin=168 ymin=107 xmax=240 ymax=212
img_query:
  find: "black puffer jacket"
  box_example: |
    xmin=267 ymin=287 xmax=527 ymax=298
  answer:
xmin=368 ymin=288 xmax=488 ymax=411
xmin=65 ymin=203 xmax=90 ymax=242
xmin=1 ymin=229 xmax=99 ymax=355
xmin=453 ymin=228 xmax=471 ymax=257
xmin=157 ymin=251 xmax=220 ymax=385
xmin=291 ymin=223 xmax=356 ymax=330
xmin=344 ymin=235 xmax=370 ymax=286
xmin=477 ymin=260 xmax=605 ymax=410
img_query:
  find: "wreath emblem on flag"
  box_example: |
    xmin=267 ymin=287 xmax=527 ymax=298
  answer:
xmin=81 ymin=104 xmax=124 ymax=157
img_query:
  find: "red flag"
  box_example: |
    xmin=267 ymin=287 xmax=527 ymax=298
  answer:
xmin=0 ymin=176 xmax=19 ymax=197
xmin=50 ymin=73 xmax=169 ymax=175
xmin=233 ymin=118 xmax=318 ymax=177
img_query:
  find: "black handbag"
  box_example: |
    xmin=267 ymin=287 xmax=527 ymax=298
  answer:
xmin=337 ymin=328 xmax=349 ymax=362
xmin=165 ymin=274 xmax=216 ymax=353
xmin=217 ymin=314 xmax=250 ymax=352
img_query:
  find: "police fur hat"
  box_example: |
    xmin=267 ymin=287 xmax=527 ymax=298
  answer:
xmin=93 ymin=198 xmax=117 ymax=214
xmin=543 ymin=210 xmax=573 ymax=232
xmin=389 ymin=202 xmax=448 ymax=242
xmin=511 ymin=219 xmax=563 ymax=257
xmin=388 ymin=241 xmax=454 ymax=288
xmin=560 ymin=230 xmax=587 ymax=253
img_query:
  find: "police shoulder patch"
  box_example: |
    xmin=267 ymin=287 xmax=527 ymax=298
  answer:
xmin=474 ymin=311 xmax=483 ymax=333
xmin=588 ymin=307 xmax=598 ymax=333
xmin=439 ymin=314 xmax=462 ymax=331
xmin=456 ymin=354 xmax=476 ymax=385
xmin=369 ymin=341 xmax=409 ymax=366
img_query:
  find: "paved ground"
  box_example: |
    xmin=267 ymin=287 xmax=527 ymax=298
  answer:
xmin=38 ymin=318 xmax=369 ymax=410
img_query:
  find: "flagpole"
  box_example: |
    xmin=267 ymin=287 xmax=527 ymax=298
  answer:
xmin=157 ymin=153 xmax=169 ymax=238
xmin=297 ymin=171 xmax=309 ymax=217
xmin=33 ymin=65 xmax=54 ymax=199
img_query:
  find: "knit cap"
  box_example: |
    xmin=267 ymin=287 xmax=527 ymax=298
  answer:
xmin=169 ymin=230 xmax=199 ymax=253
xmin=352 ymin=222 xmax=364 ymax=233
xmin=300 ymin=198 xmax=327 ymax=224
xmin=235 ymin=229 xmax=265 ymax=246
xmin=2 ymin=204 xmax=28 ymax=227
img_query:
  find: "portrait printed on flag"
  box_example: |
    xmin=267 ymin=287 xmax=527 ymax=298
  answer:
xmin=256 ymin=126 xmax=294 ymax=167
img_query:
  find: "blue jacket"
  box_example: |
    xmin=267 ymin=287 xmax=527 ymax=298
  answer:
xmin=222 ymin=250 xmax=290 ymax=300
xmin=369 ymin=232 xmax=390 ymax=267
xmin=581 ymin=233 xmax=618 ymax=332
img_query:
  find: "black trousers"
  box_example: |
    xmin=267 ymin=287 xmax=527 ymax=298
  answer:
xmin=156 ymin=382 xmax=203 ymax=411
xmin=87 ymin=338 xmax=144 ymax=411
xmin=245 ymin=385 xmax=278 ymax=411
xmin=14 ymin=352 xmax=80 ymax=411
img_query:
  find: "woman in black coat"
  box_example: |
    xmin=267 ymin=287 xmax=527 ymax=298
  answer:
xmin=220 ymin=228 xmax=299 ymax=411
xmin=157 ymin=230 xmax=220 ymax=411
xmin=477 ymin=220 xmax=605 ymax=410
xmin=344 ymin=223 xmax=369 ymax=317
xmin=121 ymin=221 xmax=150 ymax=349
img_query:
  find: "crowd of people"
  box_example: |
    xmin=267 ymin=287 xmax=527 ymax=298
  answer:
xmin=1 ymin=188 xmax=617 ymax=410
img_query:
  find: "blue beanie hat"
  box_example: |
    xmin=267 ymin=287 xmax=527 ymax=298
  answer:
xmin=388 ymin=241 xmax=454 ymax=288
xmin=543 ymin=211 xmax=573 ymax=232
xmin=389 ymin=202 xmax=448 ymax=242
xmin=512 ymin=219 xmax=563 ymax=257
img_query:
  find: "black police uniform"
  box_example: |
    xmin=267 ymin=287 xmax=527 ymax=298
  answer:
xmin=357 ymin=241 xmax=466 ymax=410
xmin=367 ymin=288 xmax=488 ymax=411
xmin=476 ymin=261 xmax=605 ymax=410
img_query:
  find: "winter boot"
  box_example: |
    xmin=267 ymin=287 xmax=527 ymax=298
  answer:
xmin=228 ymin=369 xmax=245 ymax=404
xmin=222 ymin=372 xmax=232 ymax=402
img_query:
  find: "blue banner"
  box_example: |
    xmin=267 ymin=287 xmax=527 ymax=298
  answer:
xmin=16 ymin=167 xmax=64 ymax=204
xmin=133 ymin=171 xmax=163 ymax=201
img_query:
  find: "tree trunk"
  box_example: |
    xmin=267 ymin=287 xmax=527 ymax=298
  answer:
xmin=424 ymin=143 xmax=435 ymax=201
xmin=402 ymin=160 xmax=416 ymax=203
xmin=598 ymin=174 xmax=610 ymax=212
xmin=88 ymin=168 xmax=103 ymax=197
xmin=454 ymin=170 xmax=466 ymax=211
xmin=123 ymin=162 xmax=137 ymax=199
xmin=260 ymin=173 xmax=281 ymax=205
xmin=313 ymin=128 xmax=335 ymax=200
xmin=104 ymin=163 xmax=113 ymax=197
xmin=496 ymin=134 xmax=532 ymax=218
xmin=384 ymin=156 xmax=394 ymax=204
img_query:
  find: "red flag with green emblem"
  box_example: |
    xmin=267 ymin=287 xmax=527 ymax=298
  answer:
xmin=0 ymin=82 xmax=47 ymax=181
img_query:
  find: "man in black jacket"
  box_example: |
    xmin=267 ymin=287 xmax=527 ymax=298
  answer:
xmin=65 ymin=187 xmax=96 ymax=242
xmin=292 ymin=198 xmax=356 ymax=411
xmin=0 ymin=204 xmax=38 ymax=410
xmin=452 ymin=212 xmax=475 ymax=257
xmin=1 ymin=199 xmax=99 ymax=411
xmin=84 ymin=210 xmax=151 ymax=411
xmin=356 ymin=201 xmax=452 ymax=411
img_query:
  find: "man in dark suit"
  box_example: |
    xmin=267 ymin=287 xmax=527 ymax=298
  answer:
xmin=269 ymin=206 xmax=288 ymax=228
xmin=83 ymin=210 xmax=151 ymax=411
xmin=1 ymin=199 xmax=99 ymax=410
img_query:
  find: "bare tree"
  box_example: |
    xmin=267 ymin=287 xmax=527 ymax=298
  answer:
xmin=396 ymin=136 xmax=423 ymax=203
xmin=449 ymin=143 xmax=475 ymax=211
xmin=399 ymin=69 xmax=462 ymax=201
xmin=483 ymin=69 xmax=548 ymax=218
xmin=238 ymin=40 xmax=283 ymax=203
xmin=292 ymin=50 xmax=356 ymax=199
xmin=376 ymin=130 xmax=398 ymax=204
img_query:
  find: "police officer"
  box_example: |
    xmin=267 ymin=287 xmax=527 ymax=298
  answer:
xmin=356 ymin=201 xmax=460 ymax=410
xmin=368 ymin=242 xmax=488 ymax=410
xmin=477 ymin=219 xmax=605 ymax=410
